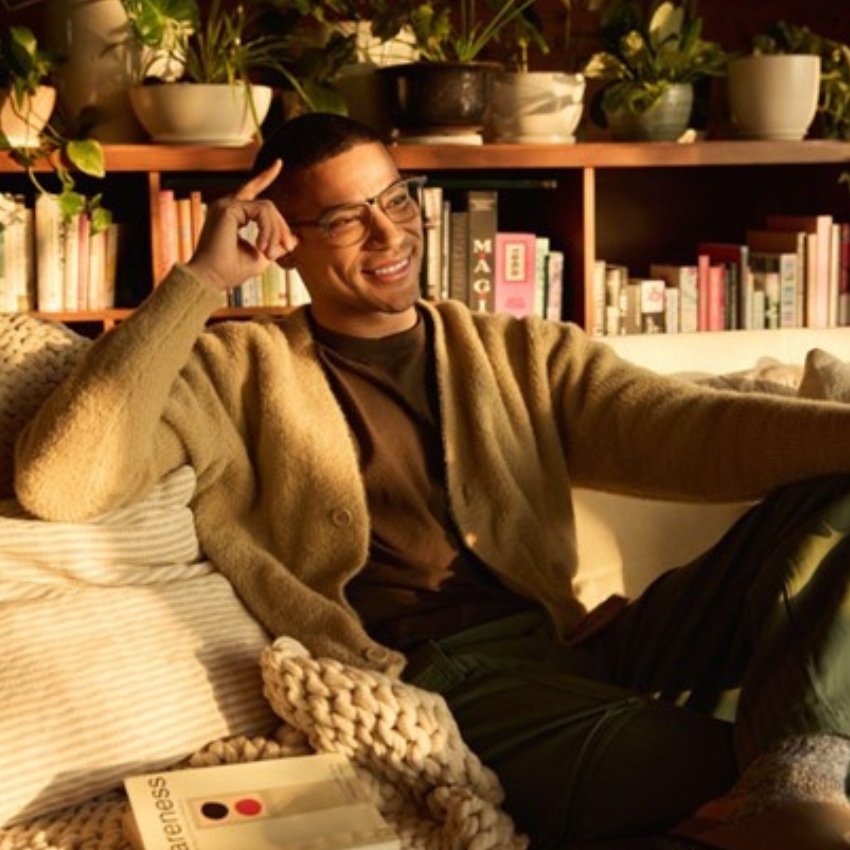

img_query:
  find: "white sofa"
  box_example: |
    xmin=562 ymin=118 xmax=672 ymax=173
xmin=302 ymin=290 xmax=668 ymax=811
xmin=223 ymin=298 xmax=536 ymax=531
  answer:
xmin=572 ymin=326 xmax=850 ymax=610
xmin=3 ymin=314 xmax=850 ymax=847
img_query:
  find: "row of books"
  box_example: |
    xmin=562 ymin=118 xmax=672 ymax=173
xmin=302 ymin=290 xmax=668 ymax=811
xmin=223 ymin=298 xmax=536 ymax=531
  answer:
xmin=595 ymin=212 xmax=850 ymax=336
xmin=421 ymin=185 xmax=565 ymax=321
xmin=0 ymin=193 xmax=123 ymax=314
xmin=158 ymin=189 xmax=310 ymax=308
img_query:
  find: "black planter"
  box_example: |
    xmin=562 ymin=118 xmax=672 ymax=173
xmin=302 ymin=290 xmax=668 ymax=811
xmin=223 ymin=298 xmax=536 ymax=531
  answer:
xmin=378 ymin=61 xmax=502 ymax=134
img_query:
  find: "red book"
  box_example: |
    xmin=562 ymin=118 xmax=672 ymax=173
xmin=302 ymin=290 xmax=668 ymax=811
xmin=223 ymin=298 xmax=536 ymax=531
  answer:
xmin=494 ymin=232 xmax=537 ymax=318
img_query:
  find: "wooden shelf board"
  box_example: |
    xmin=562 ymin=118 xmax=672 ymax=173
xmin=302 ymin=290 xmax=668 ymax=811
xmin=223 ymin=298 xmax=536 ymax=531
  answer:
xmin=389 ymin=140 xmax=850 ymax=170
xmin=4 ymin=141 xmax=850 ymax=176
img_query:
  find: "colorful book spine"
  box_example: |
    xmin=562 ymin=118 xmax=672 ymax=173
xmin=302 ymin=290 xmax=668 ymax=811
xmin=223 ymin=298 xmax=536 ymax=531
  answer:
xmin=466 ymin=189 xmax=498 ymax=312
xmin=494 ymin=232 xmax=537 ymax=318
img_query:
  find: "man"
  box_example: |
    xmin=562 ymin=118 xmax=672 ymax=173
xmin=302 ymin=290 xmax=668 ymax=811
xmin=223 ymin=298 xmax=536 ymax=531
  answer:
xmin=15 ymin=113 xmax=850 ymax=850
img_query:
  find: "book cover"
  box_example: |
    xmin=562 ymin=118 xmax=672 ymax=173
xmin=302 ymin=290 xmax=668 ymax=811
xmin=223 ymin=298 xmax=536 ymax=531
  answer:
xmin=176 ymin=197 xmax=194 ymax=264
xmin=103 ymin=222 xmax=125 ymax=309
xmin=649 ymin=263 xmax=698 ymax=333
xmin=603 ymin=263 xmax=628 ymax=336
xmin=421 ymin=185 xmax=444 ymax=300
xmin=76 ymin=212 xmax=91 ymax=312
xmin=534 ymin=235 xmax=550 ymax=318
xmin=466 ymin=189 xmax=498 ymax=312
xmin=123 ymin=753 xmax=399 ymax=850
xmin=749 ymin=250 xmax=799 ymax=328
xmin=0 ymin=194 xmax=32 ymax=312
xmin=747 ymin=227 xmax=806 ymax=329
xmin=639 ymin=277 xmax=666 ymax=334
xmin=695 ymin=242 xmax=748 ymax=330
xmin=62 ymin=212 xmax=81 ymax=313
xmin=88 ymin=227 xmax=106 ymax=310
xmin=34 ymin=192 xmax=65 ymax=312
xmin=838 ymin=222 xmax=850 ymax=325
xmin=545 ymin=250 xmax=565 ymax=322
xmin=158 ymin=189 xmax=178 ymax=283
xmin=189 ymin=190 xmax=205 ymax=251
xmin=494 ymin=231 xmax=537 ymax=318
xmin=591 ymin=258 xmax=607 ymax=336
xmin=448 ymin=209 xmax=469 ymax=304
xmin=765 ymin=213 xmax=833 ymax=328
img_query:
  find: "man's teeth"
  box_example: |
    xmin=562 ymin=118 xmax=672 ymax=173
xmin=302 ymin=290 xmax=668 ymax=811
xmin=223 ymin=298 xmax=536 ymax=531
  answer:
xmin=372 ymin=258 xmax=407 ymax=276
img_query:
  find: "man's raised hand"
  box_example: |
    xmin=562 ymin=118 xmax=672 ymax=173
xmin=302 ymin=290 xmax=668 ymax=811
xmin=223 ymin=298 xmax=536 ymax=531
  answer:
xmin=186 ymin=159 xmax=299 ymax=292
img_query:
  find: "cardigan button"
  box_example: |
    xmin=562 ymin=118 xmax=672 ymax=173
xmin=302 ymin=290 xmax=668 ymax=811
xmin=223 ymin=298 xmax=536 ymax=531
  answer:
xmin=330 ymin=508 xmax=353 ymax=527
xmin=364 ymin=646 xmax=390 ymax=663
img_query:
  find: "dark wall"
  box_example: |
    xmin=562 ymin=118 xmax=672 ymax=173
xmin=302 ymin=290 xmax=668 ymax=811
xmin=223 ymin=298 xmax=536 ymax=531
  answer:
xmin=7 ymin=1 xmax=850 ymax=73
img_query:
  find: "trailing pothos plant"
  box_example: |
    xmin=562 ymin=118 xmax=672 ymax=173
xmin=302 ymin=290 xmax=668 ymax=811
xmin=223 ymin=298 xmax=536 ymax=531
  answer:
xmin=0 ymin=26 xmax=109 ymax=230
xmin=582 ymin=0 xmax=729 ymax=116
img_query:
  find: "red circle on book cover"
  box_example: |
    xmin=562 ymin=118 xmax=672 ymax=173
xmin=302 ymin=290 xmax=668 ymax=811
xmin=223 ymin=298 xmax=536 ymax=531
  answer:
xmin=235 ymin=798 xmax=263 ymax=816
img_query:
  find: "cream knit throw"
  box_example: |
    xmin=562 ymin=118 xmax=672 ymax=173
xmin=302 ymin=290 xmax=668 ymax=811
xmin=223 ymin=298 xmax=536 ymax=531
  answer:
xmin=0 ymin=637 xmax=528 ymax=850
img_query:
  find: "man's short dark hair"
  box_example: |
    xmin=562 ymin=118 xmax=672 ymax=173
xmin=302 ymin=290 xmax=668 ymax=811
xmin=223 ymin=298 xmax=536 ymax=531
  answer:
xmin=253 ymin=113 xmax=384 ymax=202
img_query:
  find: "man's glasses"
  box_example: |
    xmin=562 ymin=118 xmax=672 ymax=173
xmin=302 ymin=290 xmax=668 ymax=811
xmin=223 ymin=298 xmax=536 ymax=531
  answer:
xmin=289 ymin=176 xmax=428 ymax=248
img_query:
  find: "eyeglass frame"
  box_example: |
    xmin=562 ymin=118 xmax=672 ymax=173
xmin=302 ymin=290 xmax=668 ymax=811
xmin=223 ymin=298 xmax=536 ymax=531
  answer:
xmin=286 ymin=175 xmax=429 ymax=247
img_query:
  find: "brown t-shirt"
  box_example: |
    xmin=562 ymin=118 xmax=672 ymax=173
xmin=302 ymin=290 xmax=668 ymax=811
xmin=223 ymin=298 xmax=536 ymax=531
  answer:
xmin=311 ymin=310 xmax=537 ymax=651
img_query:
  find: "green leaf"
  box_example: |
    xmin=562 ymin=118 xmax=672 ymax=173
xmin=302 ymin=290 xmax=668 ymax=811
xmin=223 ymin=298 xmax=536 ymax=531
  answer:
xmin=65 ymin=140 xmax=106 ymax=178
xmin=57 ymin=190 xmax=87 ymax=220
xmin=90 ymin=205 xmax=114 ymax=235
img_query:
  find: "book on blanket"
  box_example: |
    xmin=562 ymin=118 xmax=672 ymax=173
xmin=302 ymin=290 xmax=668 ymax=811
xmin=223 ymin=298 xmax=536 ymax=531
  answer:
xmin=123 ymin=753 xmax=400 ymax=850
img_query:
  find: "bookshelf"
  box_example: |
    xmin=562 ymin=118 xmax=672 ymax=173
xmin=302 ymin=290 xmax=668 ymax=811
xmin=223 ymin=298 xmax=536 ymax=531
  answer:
xmin=3 ymin=140 xmax=850 ymax=333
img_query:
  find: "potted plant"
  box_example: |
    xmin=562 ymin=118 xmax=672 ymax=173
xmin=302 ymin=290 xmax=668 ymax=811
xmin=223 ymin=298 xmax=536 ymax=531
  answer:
xmin=370 ymin=0 xmax=544 ymax=139
xmin=256 ymin=0 xmax=420 ymax=137
xmin=727 ymin=20 xmax=847 ymax=141
xmin=120 ymin=0 xmax=316 ymax=144
xmin=0 ymin=25 xmax=108 ymax=227
xmin=486 ymin=0 xmax=588 ymax=143
xmin=582 ymin=0 xmax=729 ymax=141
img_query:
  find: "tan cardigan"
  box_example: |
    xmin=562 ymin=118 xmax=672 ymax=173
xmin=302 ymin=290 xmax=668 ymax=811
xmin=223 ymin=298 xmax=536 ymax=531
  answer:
xmin=16 ymin=265 xmax=850 ymax=675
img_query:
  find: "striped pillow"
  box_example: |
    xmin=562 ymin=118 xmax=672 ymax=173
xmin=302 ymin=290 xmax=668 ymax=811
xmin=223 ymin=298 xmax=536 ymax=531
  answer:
xmin=0 ymin=466 xmax=276 ymax=827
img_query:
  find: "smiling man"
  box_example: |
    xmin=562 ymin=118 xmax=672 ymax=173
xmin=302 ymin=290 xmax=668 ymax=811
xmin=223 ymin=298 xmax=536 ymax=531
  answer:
xmin=16 ymin=113 xmax=850 ymax=850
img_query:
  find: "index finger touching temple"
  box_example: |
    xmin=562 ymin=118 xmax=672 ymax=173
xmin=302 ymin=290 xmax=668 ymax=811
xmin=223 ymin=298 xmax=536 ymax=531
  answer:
xmin=236 ymin=159 xmax=283 ymax=202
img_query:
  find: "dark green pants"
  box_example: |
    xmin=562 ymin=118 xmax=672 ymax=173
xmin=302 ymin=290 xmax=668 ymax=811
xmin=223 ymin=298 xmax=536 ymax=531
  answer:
xmin=403 ymin=475 xmax=850 ymax=848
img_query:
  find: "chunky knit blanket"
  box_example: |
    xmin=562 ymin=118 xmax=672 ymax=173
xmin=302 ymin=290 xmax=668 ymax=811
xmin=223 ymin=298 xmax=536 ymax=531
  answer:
xmin=0 ymin=637 xmax=528 ymax=850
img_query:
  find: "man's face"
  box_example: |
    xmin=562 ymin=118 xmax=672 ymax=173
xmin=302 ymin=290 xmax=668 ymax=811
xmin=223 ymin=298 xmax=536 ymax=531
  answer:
xmin=278 ymin=142 xmax=424 ymax=338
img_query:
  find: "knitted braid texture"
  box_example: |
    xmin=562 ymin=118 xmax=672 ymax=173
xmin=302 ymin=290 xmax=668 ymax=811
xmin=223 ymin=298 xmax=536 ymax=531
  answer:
xmin=262 ymin=637 xmax=529 ymax=850
xmin=0 ymin=638 xmax=528 ymax=850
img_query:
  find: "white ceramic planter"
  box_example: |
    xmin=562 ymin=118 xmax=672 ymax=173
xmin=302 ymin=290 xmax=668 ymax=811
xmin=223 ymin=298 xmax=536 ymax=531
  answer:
xmin=488 ymin=72 xmax=586 ymax=143
xmin=129 ymin=84 xmax=273 ymax=146
xmin=727 ymin=54 xmax=821 ymax=141
xmin=0 ymin=86 xmax=56 ymax=147
xmin=44 ymin=0 xmax=148 ymax=142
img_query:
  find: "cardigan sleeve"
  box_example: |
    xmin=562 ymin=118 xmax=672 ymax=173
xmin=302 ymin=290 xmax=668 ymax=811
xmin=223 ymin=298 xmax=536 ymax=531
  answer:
xmin=15 ymin=265 xmax=224 ymax=521
xmin=557 ymin=326 xmax=850 ymax=502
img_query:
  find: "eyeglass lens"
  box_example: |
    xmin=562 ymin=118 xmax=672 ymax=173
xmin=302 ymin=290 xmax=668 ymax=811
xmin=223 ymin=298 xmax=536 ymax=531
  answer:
xmin=320 ymin=179 xmax=424 ymax=246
